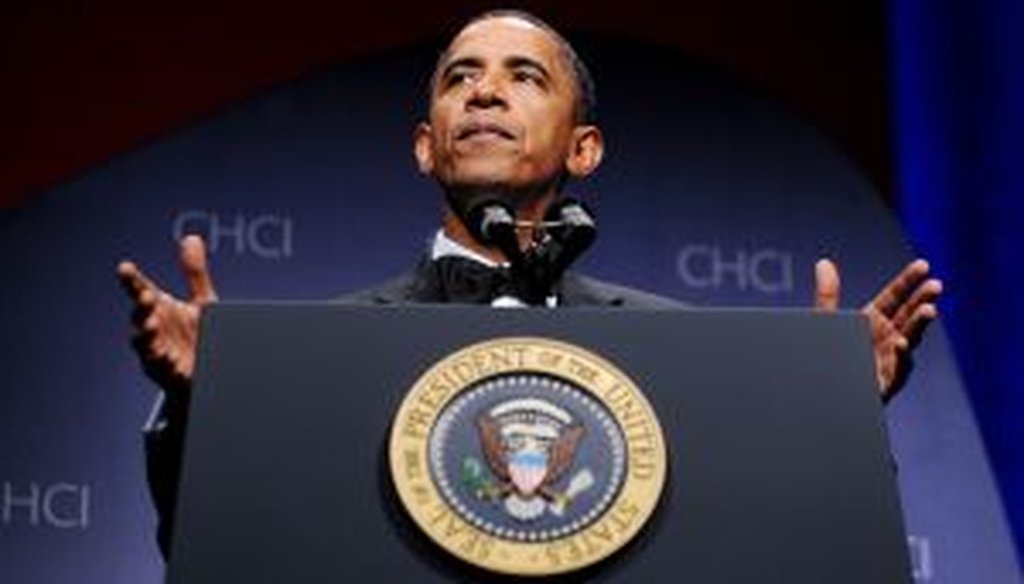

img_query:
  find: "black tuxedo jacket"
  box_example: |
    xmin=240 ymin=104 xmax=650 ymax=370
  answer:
xmin=145 ymin=257 xmax=682 ymax=556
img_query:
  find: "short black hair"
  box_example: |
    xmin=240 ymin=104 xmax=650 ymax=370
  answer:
xmin=429 ymin=9 xmax=598 ymax=124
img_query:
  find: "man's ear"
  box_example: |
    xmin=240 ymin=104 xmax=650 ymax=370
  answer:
xmin=414 ymin=122 xmax=435 ymax=175
xmin=565 ymin=125 xmax=604 ymax=178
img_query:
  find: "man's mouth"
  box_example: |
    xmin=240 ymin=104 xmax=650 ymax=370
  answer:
xmin=455 ymin=121 xmax=516 ymax=141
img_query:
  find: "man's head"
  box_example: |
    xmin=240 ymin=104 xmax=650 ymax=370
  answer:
xmin=414 ymin=11 xmax=604 ymax=217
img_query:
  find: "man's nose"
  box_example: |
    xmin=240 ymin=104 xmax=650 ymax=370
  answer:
xmin=466 ymin=73 xmax=507 ymax=109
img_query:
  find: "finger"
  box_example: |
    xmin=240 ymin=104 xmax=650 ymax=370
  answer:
xmin=180 ymin=235 xmax=218 ymax=304
xmin=130 ymin=302 xmax=154 ymax=327
xmin=117 ymin=261 xmax=159 ymax=300
xmin=128 ymin=287 xmax=163 ymax=328
xmin=902 ymin=303 xmax=939 ymax=348
xmin=869 ymin=259 xmax=930 ymax=317
xmin=814 ymin=258 xmax=841 ymax=311
xmin=892 ymin=278 xmax=943 ymax=331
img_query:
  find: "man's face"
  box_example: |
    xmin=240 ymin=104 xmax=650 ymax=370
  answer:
xmin=415 ymin=17 xmax=600 ymax=200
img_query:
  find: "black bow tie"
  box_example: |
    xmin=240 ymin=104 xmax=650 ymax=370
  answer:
xmin=433 ymin=256 xmax=517 ymax=304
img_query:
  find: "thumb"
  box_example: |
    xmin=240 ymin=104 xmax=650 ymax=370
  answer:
xmin=814 ymin=258 xmax=840 ymax=311
xmin=180 ymin=235 xmax=218 ymax=304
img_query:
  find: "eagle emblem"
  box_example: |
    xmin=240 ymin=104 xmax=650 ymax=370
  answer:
xmin=462 ymin=397 xmax=594 ymax=521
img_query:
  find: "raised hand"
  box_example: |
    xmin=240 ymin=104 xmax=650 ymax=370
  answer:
xmin=117 ymin=235 xmax=218 ymax=394
xmin=815 ymin=258 xmax=942 ymax=402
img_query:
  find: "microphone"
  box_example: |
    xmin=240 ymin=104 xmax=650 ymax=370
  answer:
xmin=456 ymin=194 xmax=599 ymax=305
xmin=464 ymin=197 xmax=522 ymax=265
xmin=522 ymin=199 xmax=597 ymax=300
xmin=542 ymin=198 xmax=597 ymax=276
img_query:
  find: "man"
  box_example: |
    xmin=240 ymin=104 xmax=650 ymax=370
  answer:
xmin=117 ymin=10 xmax=942 ymax=556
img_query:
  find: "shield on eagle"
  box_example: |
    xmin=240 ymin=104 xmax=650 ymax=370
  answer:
xmin=475 ymin=397 xmax=587 ymax=520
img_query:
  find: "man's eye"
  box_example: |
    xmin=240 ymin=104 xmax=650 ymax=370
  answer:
xmin=513 ymin=70 xmax=543 ymax=85
xmin=444 ymin=70 xmax=476 ymax=88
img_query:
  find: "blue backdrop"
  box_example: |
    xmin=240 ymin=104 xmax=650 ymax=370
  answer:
xmin=893 ymin=0 xmax=1024 ymax=568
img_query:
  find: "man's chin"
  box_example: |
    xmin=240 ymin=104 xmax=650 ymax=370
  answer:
xmin=437 ymin=162 xmax=563 ymax=205
xmin=444 ymin=164 xmax=518 ymax=184
xmin=442 ymin=171 xmax=520 ymax=194
xmin=443 ymin=177 xmax=547 ymax=201
xmin=441 ymin=176 xmax=554 ymax=220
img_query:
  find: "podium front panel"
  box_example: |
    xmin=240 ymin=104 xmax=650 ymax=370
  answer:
xmin=167 ymin=304 xmax=910 ymax=583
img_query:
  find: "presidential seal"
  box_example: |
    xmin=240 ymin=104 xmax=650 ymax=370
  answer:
xmin=389 ymin=337 xmax=667 ymax=576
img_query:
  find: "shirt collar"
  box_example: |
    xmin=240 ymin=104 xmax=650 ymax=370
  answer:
xmin=430 ymin=229 xmax=505 ymax=268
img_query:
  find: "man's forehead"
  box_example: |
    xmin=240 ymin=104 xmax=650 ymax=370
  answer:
xmin=443 ymin=16 xmax=564 ymax=68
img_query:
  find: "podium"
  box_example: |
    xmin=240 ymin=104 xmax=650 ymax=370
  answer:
xmin=166 ymin=304 xmax=911 ymax=582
